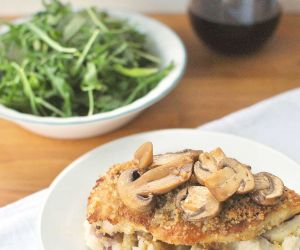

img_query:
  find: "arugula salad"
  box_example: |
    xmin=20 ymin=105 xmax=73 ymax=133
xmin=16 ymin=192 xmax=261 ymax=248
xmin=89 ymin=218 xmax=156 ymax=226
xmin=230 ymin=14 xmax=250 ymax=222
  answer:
xmin=0 ymin=0 xmax=172 ymax=117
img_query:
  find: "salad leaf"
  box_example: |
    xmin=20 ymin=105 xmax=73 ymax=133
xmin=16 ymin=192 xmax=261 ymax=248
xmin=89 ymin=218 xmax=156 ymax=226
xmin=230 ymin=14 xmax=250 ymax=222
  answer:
xmin=0 ymin=0 xmax=173 ymax=117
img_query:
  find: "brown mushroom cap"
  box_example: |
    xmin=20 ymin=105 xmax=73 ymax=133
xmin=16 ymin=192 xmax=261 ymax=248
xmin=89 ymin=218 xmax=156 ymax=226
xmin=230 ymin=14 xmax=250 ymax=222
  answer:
xmin=203 ymin=167 xmax=241 ymax=202
xmin=251 ymin=172 xmax=284 ymax=206
xmin=209 ymin=147 xmax=226 ymax=164
xmin=194 ymin=152 xmax=220 ymax=185
xmin=193 ymin=148 xmax=226 ymax=185
xmin=151 ymin=149 xmax=201 ymax=168
xmin=218 ymin=158 xmax=255 ymax=194
xmin=117 ymin=157 xmax=194 ymax=212
xmin=176 ymin=186 xmax=221 ymax=221
xmin=134 ymin=142 xmax=153 ymax=170
xmin=204 ymin=158 xmax=255 ymax=202
xmin=117 ymin=169 xmax=154 ymax=212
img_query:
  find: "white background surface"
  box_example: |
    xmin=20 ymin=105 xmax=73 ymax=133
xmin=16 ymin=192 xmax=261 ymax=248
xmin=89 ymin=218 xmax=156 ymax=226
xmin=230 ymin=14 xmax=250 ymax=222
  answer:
xmin=0 ymin=0 xmax=299 ymax=15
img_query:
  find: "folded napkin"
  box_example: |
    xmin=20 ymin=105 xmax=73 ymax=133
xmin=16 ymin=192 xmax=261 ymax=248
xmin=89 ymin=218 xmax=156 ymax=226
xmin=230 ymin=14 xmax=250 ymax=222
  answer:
xmin=1 ymin=87 xmax=300 ymax=250
xmin=0 ymin=190 xmax=47 ymax=250
xmin=200 ymin=87 xmax=300 ymax=163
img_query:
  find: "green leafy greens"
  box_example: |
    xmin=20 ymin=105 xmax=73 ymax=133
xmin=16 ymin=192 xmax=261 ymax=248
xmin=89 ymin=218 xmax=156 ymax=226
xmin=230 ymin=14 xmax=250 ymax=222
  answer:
xmin=0 ymin=0 xmax=173 ymax=117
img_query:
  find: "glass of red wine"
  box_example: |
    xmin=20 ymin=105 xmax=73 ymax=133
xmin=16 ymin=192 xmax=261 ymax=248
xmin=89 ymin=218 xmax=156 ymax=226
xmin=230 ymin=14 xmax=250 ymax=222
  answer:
xmin=189 ymin=0 xmax=281 ymax=55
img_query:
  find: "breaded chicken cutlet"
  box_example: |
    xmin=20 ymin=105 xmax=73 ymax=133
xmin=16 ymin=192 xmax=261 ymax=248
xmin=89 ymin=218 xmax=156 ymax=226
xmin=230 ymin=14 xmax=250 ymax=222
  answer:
xmin=85 ymin=142 xmax=300 ymax=250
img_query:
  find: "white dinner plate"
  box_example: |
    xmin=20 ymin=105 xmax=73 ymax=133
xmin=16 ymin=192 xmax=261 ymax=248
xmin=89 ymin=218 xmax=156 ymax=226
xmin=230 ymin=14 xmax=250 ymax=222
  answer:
xmin=39 ymin=129 xmax=300 ymax=250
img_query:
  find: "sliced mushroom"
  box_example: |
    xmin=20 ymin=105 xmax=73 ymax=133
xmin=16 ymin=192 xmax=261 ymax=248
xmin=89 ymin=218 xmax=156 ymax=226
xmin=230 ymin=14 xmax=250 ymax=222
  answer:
xmin=209 ymin=147 xmax=226 ymax=164
xmin=203 ymin=167 xmax=241 ymax=202
xmin=194 ymin=152 xmax=220 ymax=185
xmin=218 ymin=158 xmax=255 ymax=194
xmin=141 ymin=163 xmax=193 ymax=194
xmin=176 ymin=186 xmax=220 ymax=221
xmin=204 ymin=158 xmax=255 ymax=201
xmin=117 ymin=157 xmax=193 ymax=212
xmin=251 ymin=172 xmax=284 ymax=206
xmin=151 ymin=149 xmax=201 ymax=168
xmin=134 ymin=142 xmax=153 ymax=169
xmin=117 ymin=169 xmax=154 ymax=212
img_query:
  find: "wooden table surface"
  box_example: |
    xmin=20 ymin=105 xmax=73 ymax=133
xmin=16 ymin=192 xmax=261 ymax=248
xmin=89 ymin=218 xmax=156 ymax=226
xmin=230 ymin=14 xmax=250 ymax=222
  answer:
xmin=1 ymin=14 xmax=300 ymax=207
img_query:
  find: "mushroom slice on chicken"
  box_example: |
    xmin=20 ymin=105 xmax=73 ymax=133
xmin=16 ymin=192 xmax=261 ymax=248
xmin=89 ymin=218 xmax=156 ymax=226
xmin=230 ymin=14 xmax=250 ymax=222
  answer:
xmin=134 ymin=141 xmax=153 ymax=170
xmin=204 ymin=158 xmax=255 ymax=202
xmin=194 ymin=148 xmax=226 ymax=185
xmin=218 ymin=158 xmax=255 ymax=194
xmin=176 ymin=186 xmax=220 ymax=221
xmin=194 ymin=152 xmax=219 ymax=185
xmin=151 ymin=149 xmax=201 ymax=168
xmin=203 ymin=167 xmax=241 ymax=202
xmin=209 ymin=147 xmax=226 ymax=164
xmin=117 ymin=158 xmax=193 ymax=212
xmin=251 ymin=172 xmax=284 ymax=206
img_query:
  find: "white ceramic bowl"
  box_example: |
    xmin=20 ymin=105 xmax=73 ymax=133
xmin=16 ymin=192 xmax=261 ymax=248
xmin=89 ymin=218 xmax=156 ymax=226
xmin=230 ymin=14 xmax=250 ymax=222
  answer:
xmin=0 ymin=10 xmax=186 ymax=139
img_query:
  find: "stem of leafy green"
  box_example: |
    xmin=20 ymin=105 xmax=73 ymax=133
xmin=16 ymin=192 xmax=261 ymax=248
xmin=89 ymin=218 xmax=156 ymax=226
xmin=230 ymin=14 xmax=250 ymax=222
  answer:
xmin=73 ymin=29 xmax=100 ymax=74
xmin=125 ymin=63 xmax=174 ymax=104
xmin=87 ymin=89 xmax=94 ymax=116
xmin=86 ymin=7 xmax=108 ymax=32
xmin=111 ymin=43 xmax=127 ymax=57
xmin=44 ymin=67 xmax=72 ymax=116
xmin=11 ymin=62 xmax=39 ymax=115
xmin=35 ymin=97 xmax=65 ymax=117
xmin=63 ymin=15 xmax=86 ymax=42
xmin=136 ymin=50 xmax=161 ymax=64
xmin=26 ymin=22 xmax=77 ymax=53
xmin=114 ymin=65 xmax=159 ymax=78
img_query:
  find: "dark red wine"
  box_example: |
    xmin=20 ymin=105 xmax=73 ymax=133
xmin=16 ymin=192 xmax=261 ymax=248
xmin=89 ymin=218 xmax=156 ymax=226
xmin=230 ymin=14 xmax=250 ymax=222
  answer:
xmin=189 ymin=11 xmax=281 ymax=55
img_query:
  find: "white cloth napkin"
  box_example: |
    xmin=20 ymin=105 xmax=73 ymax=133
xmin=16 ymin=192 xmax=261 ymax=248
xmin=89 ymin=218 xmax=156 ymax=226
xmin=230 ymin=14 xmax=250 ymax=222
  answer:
xmin=1 ymin=87 xmax=300 ymax=250
xmin=0 ymin=190 xmax=48 ymax=250
xmin=200 ymin=87 xmax=300 ymax=163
